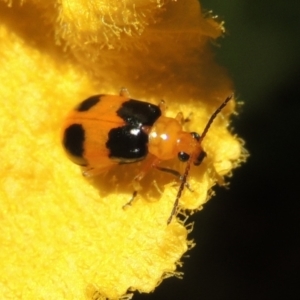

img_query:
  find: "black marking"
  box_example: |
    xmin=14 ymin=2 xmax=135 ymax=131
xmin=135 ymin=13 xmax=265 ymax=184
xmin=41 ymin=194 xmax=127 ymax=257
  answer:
xmin=156 ymin=166 xmax=182 ymax=179
xmin=156 ymin=166 xmax=193 ymax=192
xmin=117 ymin=99 xmax=161 ymax=127
xmin=63 ymin=124 xmax=87 ymax=166
xmin=106 ymin=125 xmax=148 ymax=162
xmin=76 ymin=95 xmax=103 ymax=112
xmin=178 ymin=152 xmax=190 ymax=162
xmin=191 ymin=132 xmax=200 ymax=142
xmin=194 ymin=150 xmax=206 ymax=166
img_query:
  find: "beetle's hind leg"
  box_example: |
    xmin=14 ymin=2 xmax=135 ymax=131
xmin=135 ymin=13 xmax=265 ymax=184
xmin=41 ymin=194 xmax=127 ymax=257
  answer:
xmin=122 ymin=190 xmax=138 ymax=209
xmin=123 ymin=156 xmax=161 ymax=209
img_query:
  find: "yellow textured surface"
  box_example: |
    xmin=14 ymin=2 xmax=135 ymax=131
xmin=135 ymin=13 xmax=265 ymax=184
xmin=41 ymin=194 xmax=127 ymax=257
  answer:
xmin=0 ymin=0 xmax=245 ymax=299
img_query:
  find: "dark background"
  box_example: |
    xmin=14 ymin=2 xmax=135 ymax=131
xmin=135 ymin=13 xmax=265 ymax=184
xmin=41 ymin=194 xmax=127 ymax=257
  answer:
xmin=134 ymin=1 xmax=300 ymax=299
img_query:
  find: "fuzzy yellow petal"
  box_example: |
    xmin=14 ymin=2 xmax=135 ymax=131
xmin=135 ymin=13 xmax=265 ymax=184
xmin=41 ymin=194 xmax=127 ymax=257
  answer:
xmin=0 ymin=0 xmax=246 ymax=299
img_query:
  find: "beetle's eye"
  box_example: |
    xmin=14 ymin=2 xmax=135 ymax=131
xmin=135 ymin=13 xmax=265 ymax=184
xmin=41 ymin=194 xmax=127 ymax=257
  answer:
xmin=178 ymin=152 xmax=190 ymax=162
xmin=191 ymin=132 xmax=200 ymax=141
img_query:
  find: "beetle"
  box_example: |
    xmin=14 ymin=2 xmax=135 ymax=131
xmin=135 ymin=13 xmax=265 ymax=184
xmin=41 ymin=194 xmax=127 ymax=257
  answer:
xmin=62 ymin=89 xmax=232 ymax=223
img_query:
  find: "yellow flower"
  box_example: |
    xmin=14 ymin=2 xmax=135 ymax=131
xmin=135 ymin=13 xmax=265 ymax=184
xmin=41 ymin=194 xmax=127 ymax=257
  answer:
xmin=0 ymin=0 xmax=246 ymax=299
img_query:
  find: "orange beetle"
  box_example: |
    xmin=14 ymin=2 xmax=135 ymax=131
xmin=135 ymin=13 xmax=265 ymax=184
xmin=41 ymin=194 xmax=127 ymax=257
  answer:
xmin=62 ymin=89 xmax=232 ymax=223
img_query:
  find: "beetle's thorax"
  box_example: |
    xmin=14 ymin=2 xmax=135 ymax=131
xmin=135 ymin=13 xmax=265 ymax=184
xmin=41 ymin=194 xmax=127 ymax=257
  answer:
xmin=147 ymin=116 xmax=201 ymax=161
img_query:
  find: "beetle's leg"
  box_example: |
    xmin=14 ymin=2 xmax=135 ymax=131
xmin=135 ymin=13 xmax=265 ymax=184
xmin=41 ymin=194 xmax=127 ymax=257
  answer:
xmin=82 ymin=168 xmax=97 ymax=177
xmin=82 ymin=167 xmax=105 ymax=177
xmin=119 ymin=87 xmax=130 ymax=97
xmin=123 ymin=156 xmax=161 ymax=208
xmin=175 ymin=111 xmax=193 ymax=125
xmin=123 ymin=190 xmax=138 ymax=209
xmin=159 ymin=99 xmax=167 ymax=115
xmin=175 ymin=111 xmax=184 ymax=123
xmin=155 ymin=166 xmax=193 ymax=192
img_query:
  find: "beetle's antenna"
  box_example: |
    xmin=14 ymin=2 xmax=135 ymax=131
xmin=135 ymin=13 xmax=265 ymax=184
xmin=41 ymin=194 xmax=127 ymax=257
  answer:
xmin=167 ymin=94 xmax=233 ymax=224
xmin=167 ymin=158 xmax=192 ymax=224
xmin=198 ymin=94 xmax=233 ymax=143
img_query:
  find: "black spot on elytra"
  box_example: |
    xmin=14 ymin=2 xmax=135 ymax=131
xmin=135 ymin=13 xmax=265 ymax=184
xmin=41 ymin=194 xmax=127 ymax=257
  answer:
xmin=116 ymin=99 xmax=161 ymax=127
xmin=106 ymin=125 xmax=148 ymax=162
xmin=76 ymin=95 xmax=103 ymax=112
xmin=63 ymin=124 xmax=85 ymax=162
